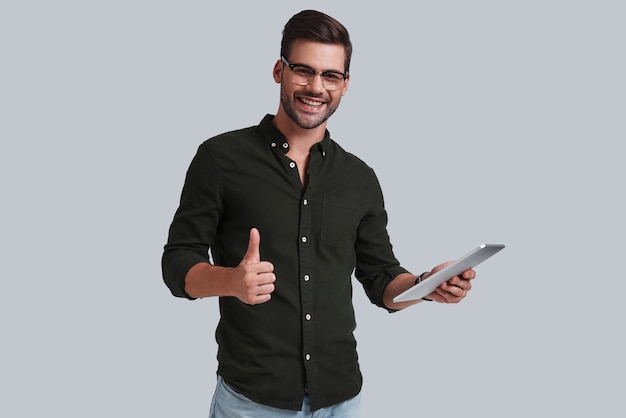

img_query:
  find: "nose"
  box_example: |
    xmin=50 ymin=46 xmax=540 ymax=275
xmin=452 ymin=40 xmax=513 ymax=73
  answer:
xmin=308 ymin=73 xmax=326 ymax=93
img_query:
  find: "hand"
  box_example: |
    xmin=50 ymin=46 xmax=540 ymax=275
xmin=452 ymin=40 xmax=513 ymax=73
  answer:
xmin=423 ymin=262 xmax=476 ymax=304
xmin=230 ymin=228 xmax=276 ymax=305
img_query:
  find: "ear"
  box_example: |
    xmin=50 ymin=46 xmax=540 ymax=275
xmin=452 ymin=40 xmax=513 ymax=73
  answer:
xmin=272 ymin=60 xmax=283 ymax=83
xmin=340 ymin=76 xmax=350 ymax=96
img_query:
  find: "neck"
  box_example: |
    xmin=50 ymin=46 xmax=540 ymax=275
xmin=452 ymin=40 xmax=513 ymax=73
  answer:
xmin=272 ymin=110 xmax=326 ymax=155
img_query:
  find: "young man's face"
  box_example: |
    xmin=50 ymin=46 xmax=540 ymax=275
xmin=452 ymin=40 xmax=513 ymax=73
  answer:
xmin=274 ymin=39 xmax=350 ymax=130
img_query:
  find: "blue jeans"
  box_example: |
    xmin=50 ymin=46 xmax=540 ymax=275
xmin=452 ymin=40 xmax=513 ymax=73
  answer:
xmin=209 ymin=375 xmax=362 ymax=418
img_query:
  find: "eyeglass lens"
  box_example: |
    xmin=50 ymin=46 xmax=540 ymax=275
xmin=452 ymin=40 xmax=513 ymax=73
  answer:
xmin=290 ymin=65 xmax=344 ymax=90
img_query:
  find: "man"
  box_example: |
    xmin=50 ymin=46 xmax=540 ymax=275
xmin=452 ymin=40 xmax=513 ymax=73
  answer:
xmin=162 ymin=9 xmax=475 ymax=417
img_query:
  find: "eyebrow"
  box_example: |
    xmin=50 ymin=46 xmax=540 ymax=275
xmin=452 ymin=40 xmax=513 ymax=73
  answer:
xmin=289 ymin=61 xmax=345 ymax=75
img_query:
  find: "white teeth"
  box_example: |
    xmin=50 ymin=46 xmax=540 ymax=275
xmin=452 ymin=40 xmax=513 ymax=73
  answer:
xmin=300 ymin=98 xmax=323 ymax=106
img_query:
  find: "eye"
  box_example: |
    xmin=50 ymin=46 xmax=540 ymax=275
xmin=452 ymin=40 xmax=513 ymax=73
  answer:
xmin=293 ymin=66 xmax=315 ymax=76
xmin=322 ymin=72 xmax=343 ymax=82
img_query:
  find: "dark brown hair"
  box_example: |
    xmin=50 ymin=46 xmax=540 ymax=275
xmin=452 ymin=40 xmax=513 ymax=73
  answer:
xmin=280 ymin=10 xmax=352 ymax=73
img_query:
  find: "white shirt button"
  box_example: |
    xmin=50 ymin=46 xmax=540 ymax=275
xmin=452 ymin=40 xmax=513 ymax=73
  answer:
xmin=304 ymin=274 xmax=310 ymax=282
xmin=271 ymin=142 xmax=276 ymax=147
xmin=305 ymin=354 xmax=311 ymax=361
xmin=303 ymin=199 xmax=308 ymax=206
xmin=301 ymin=236 xmax=307 ymax=243
xmin=305 ymin=314 xmax=312 ymax=321
xmin=289 ymin=162 xmax=296 ymax=169
xmin=282 ymin=143 xmax=289 ymax=149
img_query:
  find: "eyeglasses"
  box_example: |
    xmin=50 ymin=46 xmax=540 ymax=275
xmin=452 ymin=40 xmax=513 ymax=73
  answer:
xmin=281 ymin=56 xmax=349 ymax=91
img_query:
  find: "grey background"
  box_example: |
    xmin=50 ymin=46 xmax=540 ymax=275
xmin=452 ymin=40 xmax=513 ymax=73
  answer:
xmin=1 ymin=1 xmax=624 ymax=417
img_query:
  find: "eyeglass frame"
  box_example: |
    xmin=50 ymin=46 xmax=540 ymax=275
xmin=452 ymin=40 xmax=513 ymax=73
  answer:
xmin=280 ymin=56 xmax=350 ymax=90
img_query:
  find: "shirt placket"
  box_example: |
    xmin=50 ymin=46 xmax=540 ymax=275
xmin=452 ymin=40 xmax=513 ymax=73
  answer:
xmin=270 ymin=137 xmax=324 ymax=398
xmin=299 ymin=146 xmax=324 ymax=396
xmin=299 ymin=189 xmax=314 ymax=373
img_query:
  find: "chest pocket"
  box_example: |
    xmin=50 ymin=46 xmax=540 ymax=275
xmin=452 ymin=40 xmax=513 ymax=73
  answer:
xmin=321 ymin=194 xmax=365 ymax=247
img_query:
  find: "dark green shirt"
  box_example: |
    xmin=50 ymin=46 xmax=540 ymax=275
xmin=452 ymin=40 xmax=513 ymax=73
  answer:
xmin=162 ymin=115 xmax=408 ymax=411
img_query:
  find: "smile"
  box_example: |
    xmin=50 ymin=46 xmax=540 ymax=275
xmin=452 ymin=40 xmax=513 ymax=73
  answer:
xmin=298 ymin=97 xmax=325 ymax=107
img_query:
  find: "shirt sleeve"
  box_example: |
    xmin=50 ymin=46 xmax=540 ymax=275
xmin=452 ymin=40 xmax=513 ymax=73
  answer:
xmin=161 ymin=142 xmax=223 ymax=299
xmin=353 ymin=168 xmax=409 ymax=312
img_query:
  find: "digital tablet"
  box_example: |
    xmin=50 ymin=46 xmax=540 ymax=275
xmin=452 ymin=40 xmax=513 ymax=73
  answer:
xmin=392 ymin=244 xmax=505 ymax=303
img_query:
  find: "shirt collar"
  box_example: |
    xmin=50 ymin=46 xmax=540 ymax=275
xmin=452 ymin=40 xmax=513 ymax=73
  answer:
xmin=259 ymin=114 xmax=331 ymax=157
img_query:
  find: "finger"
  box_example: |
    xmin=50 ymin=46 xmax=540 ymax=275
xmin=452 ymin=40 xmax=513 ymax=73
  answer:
xmin=256 ymin=262 xmax=275 ymax=275
xmin=246 ymin=283 xmax=275 ymax=305
xmin=447 ymin=275 xmax=472 ymax=290
xmin=256 ymin=282 xmax=276 ymax=295
xmin=256 ymin=271 xmax=276 ymax=285
xmin=442 ymin=279 xmax=469 ymax=294
xmin=252 ymin=293 xmax=272 ymax=304
xmin=459 ymin=269 xmax=476 ymax=280
xmin=242 ymin=228 xmax=261 ymax=263
xmin=434 ymin=288 xmax=458 ymax=303
xmin=438 ymin=282 xmax=468 ymax=301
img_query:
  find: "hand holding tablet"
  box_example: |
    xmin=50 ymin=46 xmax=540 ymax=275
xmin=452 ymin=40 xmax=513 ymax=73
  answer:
xmin=392 ymin=244 xmax=505 ymax=303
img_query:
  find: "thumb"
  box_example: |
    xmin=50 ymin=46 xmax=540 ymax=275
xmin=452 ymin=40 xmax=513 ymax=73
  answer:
xmin=242 ymin=227 xmax=261 ymax=263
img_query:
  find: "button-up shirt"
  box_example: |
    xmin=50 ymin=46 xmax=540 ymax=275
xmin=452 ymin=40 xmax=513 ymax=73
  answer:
xmin=162 ymin=114 xmax=408 ymax=411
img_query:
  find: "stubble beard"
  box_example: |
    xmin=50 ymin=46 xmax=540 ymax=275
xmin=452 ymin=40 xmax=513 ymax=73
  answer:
xmin=280 ymin=84 xmax=340 ymax=130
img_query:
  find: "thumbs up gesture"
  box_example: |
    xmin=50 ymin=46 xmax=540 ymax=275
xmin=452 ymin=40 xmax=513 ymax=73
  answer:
xmin=232 ymin=228 xmax=276 ymax=305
